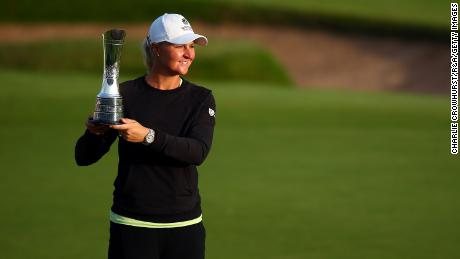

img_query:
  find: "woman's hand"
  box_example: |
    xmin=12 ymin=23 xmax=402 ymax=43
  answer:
xmin=86 ymin=117 xmax=110 ymax=136
xmin=110 ymin=118 xmax=149 ymax=143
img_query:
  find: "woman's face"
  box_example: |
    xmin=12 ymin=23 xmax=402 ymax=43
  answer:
xmin=154 ymin=42 xmax=195 ymax=76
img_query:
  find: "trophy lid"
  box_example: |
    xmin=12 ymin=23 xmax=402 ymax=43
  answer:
xmin=104 ymin=29 xmax=126 ymax=43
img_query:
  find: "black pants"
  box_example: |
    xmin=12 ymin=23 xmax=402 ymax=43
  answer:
xmin=108 ymin=222 xmax=206 ymax=259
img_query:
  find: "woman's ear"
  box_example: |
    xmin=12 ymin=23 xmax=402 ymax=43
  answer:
xmin=151 ymin=44 xmax=160 ymax=57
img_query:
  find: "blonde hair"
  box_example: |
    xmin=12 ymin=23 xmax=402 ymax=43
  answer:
xmin=141 ymin=38 xmax=155 ymax=71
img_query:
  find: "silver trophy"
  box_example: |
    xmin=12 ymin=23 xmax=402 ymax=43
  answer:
xmin=91 ymin=29 xmax=126 ymax=125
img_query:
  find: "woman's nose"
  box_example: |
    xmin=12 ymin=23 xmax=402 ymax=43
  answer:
xmin=184 ymin=47 xmax=194 ymax=59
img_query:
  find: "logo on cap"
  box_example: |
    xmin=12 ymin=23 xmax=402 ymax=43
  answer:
xmin=181 ymin=18 xmax=192 ymax=31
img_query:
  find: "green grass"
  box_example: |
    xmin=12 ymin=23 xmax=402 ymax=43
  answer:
xmin=218 ymin=0 xmax=450 ymax=28
xmin=0 ymin=0 xmax=450 ymax=38
xmin=0 ymin=70 xmax=458 ymax=259
xmin=0 ymin=39 xmax=292 ymax=85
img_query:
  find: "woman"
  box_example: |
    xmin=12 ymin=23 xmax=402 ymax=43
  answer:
xmin=75 ymin=13 xmax=215 ymax=259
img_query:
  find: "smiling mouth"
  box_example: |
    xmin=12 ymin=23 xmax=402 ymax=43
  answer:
xmin=179 ymin=60 xmax=191 ymax=65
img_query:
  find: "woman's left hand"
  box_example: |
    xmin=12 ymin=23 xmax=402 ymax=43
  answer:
xmin=110 ymin=118 xmax=149 ymax=143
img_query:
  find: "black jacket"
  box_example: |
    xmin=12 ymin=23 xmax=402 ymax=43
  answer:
xmin=75 ymin=76 xmax=216 ymax=223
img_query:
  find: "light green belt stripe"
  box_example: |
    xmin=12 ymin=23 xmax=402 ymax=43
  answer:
xmin=110 ymin=210 xmax=202 ymax=229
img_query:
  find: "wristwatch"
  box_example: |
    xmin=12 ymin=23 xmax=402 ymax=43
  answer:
xmin=142 ymin=128 xmax=155 ymax=145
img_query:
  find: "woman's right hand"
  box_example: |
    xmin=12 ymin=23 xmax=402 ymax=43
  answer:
xmin=86 ymin=117 xmax=110 ymax=136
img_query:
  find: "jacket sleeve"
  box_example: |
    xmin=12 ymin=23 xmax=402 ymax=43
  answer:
xmin=74 ymin=129 xmax=118 ymax=166
xmin=148 ymin=93 xmax=216 ymax=165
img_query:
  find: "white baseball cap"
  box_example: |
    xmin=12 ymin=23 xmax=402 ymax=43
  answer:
xmin=147 ymin=13 xmax=208 ymax=46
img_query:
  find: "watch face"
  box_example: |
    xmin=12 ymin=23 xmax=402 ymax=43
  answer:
xmin=146 ymin=134 xmax=154 ymax=143
xmin=144 ymin=129 xmax=155 ymax=144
